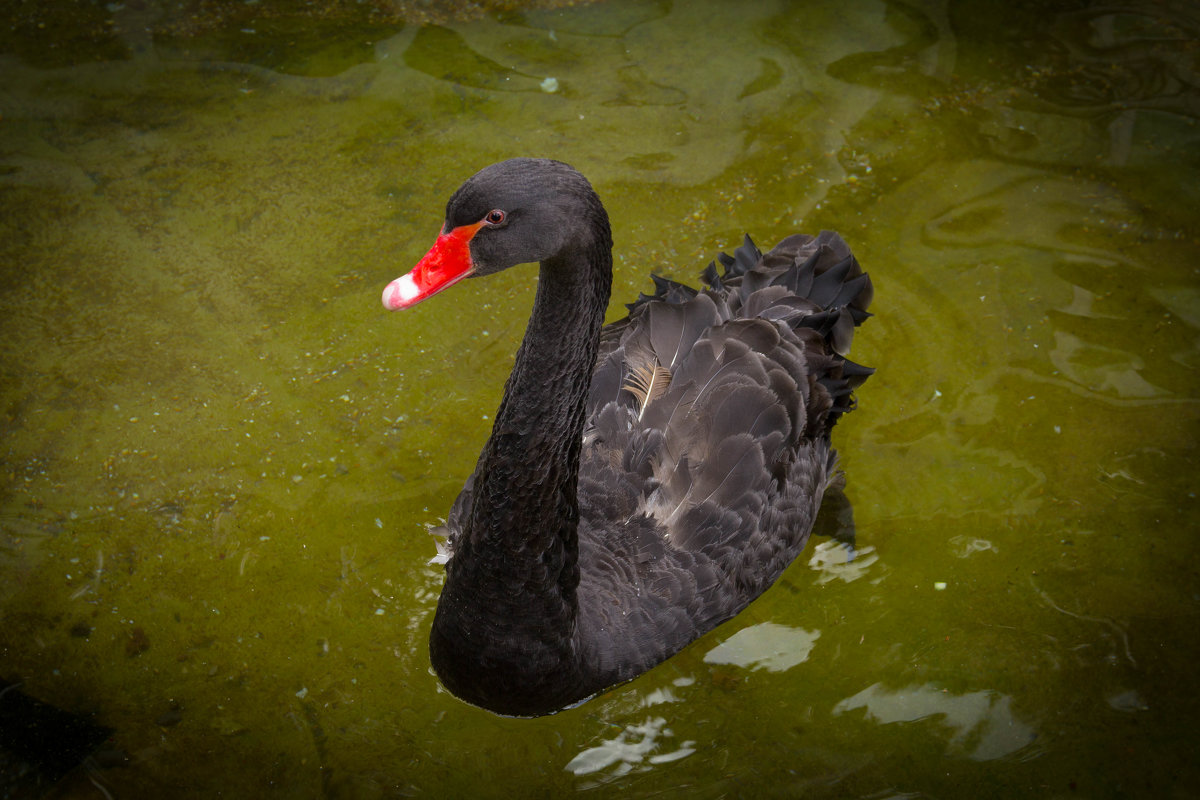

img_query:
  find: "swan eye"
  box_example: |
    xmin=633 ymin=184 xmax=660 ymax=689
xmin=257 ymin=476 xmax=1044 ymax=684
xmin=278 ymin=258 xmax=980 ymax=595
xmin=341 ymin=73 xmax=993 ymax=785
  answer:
xmin=484 ymin=209 xmax=506 ymax=226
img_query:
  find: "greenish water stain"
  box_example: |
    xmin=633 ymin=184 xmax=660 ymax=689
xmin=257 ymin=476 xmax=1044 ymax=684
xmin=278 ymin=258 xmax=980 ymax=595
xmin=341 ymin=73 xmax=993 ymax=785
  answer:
xmin=1 ymin=0 xmax=1198 ymax=796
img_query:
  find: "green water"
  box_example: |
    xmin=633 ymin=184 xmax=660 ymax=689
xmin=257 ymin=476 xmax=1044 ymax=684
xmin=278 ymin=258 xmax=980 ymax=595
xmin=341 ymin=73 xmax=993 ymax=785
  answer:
xmin=1 ymin=0 xmax=1198 ymax=796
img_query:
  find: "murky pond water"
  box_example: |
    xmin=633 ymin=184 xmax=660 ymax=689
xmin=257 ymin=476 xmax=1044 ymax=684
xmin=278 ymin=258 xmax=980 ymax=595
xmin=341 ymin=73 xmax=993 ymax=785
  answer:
xmin=2 ymin=0 xmax=1198 ymax=796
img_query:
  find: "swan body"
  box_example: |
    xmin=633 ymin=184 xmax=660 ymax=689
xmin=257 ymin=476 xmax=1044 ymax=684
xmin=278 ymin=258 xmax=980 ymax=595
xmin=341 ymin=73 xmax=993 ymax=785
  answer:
xmin=382 ymin=158 xmax=873 ymax=716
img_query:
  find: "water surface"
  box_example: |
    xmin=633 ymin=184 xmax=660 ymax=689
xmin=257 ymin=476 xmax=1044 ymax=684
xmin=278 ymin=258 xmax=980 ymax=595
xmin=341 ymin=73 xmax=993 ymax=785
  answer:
xmin=1 ymin=0 xmax=1198 ymax=796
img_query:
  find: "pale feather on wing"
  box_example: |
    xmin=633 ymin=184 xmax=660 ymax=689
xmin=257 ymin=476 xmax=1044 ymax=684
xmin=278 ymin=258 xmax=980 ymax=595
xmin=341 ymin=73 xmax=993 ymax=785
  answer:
xmin=622 ymin=359 xmax=672 ymax=419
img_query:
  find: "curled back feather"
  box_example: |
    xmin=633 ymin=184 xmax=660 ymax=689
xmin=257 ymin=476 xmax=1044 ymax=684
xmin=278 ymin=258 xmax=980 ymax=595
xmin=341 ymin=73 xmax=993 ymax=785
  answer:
xmin=623 ymin=360 xmax=672 ymax=419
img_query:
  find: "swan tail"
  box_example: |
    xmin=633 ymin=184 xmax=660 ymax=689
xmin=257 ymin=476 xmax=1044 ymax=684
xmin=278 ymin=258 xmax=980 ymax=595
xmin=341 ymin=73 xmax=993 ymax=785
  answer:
xmin=707 ymin=231 xmax=874 ymax=432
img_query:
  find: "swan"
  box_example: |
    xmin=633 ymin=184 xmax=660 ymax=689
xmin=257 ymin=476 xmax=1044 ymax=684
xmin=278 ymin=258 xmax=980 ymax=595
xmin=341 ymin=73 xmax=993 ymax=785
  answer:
xmin=382 ymin=158 xmax=873 ymax=716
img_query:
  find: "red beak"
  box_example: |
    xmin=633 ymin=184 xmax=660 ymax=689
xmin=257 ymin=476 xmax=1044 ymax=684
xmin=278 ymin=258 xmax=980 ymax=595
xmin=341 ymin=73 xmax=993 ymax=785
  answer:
xmin=382 ymin=221 xmax=483 ymax=310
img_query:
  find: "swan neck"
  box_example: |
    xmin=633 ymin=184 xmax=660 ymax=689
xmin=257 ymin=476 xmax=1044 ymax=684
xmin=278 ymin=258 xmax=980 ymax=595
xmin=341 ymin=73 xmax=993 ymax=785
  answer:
xmin=436 ymin=208 xmax=612 ymax=664
xmin=473 ymin=235 xmax=613 ymax=550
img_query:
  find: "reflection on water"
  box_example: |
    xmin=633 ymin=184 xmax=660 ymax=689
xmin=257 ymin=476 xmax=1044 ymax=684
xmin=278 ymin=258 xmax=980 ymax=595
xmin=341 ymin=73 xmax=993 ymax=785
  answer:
xmin=807 ymin=539 xmax=880 ymax=584
xmin=566 ymin=676 xmax=701 ymax=786
xmin=566 ymin=716 xmax=697 ymax=782
xmin=1 ymin=0 xmax=1198 ymax=796
xmin=948 ymin=535 xmax=996 ymax=558
xmin=1106 ymin=688 xmax=1149 ymax=713
xmin=833 ymin=682 xmax=1037 ymax=762
xmin=1051 ymin=329 xmax=1170 ymax=399
xmin=703 ymin=622 xmax=820 ymax=672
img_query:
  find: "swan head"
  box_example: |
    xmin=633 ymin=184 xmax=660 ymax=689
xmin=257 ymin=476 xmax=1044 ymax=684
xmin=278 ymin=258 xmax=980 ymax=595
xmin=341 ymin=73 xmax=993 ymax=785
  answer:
xmin=383 ymin=158 xmax=606 ymax=310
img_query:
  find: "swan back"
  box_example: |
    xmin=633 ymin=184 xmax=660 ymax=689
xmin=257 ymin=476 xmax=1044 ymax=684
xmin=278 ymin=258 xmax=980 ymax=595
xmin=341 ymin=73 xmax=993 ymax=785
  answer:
xmin=574 ymin=231 xmax=872 ymax=683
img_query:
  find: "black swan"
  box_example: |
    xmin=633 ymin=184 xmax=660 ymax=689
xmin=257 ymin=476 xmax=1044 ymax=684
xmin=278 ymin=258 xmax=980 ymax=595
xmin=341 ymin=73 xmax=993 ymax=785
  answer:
xmin=381 ymin=158 xmax=873 ymax=716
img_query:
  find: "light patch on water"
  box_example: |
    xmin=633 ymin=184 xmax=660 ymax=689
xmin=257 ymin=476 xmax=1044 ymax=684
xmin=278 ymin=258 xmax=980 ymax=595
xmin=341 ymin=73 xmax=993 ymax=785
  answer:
xmin=808 ymin=540 xmax=879 ymax=584
xmin=566 ymin=716 xmax=696 ymax=779
xmin=1050 ymin=331 xmax=1169 ymax=399
xmin=1106 ymin=689 xmax=1149 ymax=713
xmin=703 ymin=621 xmax=820 ymax=673
xmin=949 ymin=535 xmax=997 ymax=558
xmin=833 ymin=682 xmax=1037 ymax=761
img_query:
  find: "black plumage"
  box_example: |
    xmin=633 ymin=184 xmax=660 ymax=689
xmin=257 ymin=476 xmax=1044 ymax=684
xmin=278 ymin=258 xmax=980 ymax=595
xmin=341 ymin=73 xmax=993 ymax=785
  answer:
xmin=392 ymin=159 xmax=873 ymax=716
